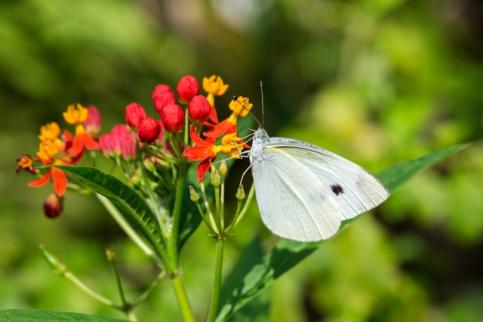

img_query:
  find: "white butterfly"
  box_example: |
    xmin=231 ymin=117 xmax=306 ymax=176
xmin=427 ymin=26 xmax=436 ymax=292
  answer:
xmin=249 ymin=128 xmax=389 ymax=242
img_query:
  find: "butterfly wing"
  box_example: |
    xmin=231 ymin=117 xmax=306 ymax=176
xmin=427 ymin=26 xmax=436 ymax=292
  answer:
xmin=251 ymin=137 xmax=389 ymax=242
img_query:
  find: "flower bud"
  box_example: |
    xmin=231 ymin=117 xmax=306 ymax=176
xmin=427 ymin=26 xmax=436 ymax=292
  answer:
xmin=161 ymin=104 xmax=185 ymax=133
xmin=210 ymin=168 xmax=220 ymax=187
xmin=153 ymin=85 xmax=176 ymax=116
xmin=105 ymin=246 xmax=115 ymax=261
xmin=236 ymin=184 xmax=245 ymax=200
xmin=43 ymin=193 xmax=63 ymax=218
xmin=138 ymin=117 xmax=161 ymax=144
xmin=189 ymin=185 xmax=200 ymax=202
xmin=84 ymin=106 xmax=102 ymax=135
xmin=219 ymin=159 xmax=228 ymax=178
xmin=177 ymin=75 xmax=199 ymax=103
xmin=125 ymin=103 xmax=147 ymax=129
xmin=188 ymin=95 xmax=211 ymax=122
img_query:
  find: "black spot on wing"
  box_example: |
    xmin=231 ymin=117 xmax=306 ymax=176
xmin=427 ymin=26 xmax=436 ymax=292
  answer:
xmin=330 ymin=184 xmax=344 ymax=196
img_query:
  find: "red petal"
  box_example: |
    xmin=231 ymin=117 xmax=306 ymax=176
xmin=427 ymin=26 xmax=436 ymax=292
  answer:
xmin=82 ymin=133 xmax=99 ymax=150
xmin=69 ymin=135 xmax=84 ymax=157
xmin=52 ymin=167 xmax=67 ymax=196
xmin=28 ymin=172 xmax=52 ymax=188
xmin=203 ymin=120 xmax=236 ymax=139
xmin=190 ymin=126 xmax=214 ymax=146
xmin=196 ymin=158 xmax=212 ymax=182
xmin=182 ymin=146 xmax=215 ymax=161
xmin=208 ymin=105 xmax=218 ymax=123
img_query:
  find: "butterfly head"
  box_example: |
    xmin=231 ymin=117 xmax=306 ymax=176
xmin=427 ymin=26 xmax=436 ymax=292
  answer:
xmin=253 ymin=128 xmax=269 ymax=142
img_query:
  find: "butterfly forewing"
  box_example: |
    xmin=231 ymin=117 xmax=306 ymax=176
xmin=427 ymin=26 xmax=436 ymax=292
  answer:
xmin=250 ymin=134 xmax=389 ymax=242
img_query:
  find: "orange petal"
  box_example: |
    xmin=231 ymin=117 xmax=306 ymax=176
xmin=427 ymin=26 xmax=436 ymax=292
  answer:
xmin=69 ymin=135 xmax=84 ymax=157
xmin=183 ymin=146 xmax=215 ymax=161
xmin=28 ymin=172 xmax=52 ymax=188
xmin=203 ymin=120 xmax=236 ymax=139
xmin=81 ymin=133 xmax=99 ymax=150
xmin=52 ymin=167 xmax=67 ymax=196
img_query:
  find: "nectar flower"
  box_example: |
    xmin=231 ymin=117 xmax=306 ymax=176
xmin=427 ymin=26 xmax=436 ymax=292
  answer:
xmin=125 ymin=103 xmax=147 ymax=129
xmin=99 ymin=124 xmax=137 ymax=159
xmin=63 ymin=104 xmax=88 ymax=125
xmin=183 ymin=127 xmax=247 ymax=181
xmin=84 ymin=106 xmax=102 ymax=135
xmin=229 ymin=96 xmax=253 ymax=117
xmin=203 ymin=75 xmax=229 ymax=97
xmin=39 ymin=122 xmax=62 ymax=142
xmin=188 ymin=95 xmax=211 ymax=122
xmin=204 ymin=96 xmax=253 ymax=139
xmin=43 ymin=193 xmax=63 ymax=218
xmin=177 ymin=75 xmax=199 ymax=103
xmin=16 ymin=154 xmax=36 ymax=174
xmin=29 ymin=167 xmax=68 ymax=197
xmin=161 ymin=104 xmax=185 ymax=133
xmin=152 ymin=84 xmax=176 ymax=115
xmin=138 ymin=117 xmax=161 ymax=144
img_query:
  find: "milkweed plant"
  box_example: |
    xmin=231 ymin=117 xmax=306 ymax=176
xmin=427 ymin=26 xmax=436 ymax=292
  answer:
xmin=13 ymin=74 xmax=466 ymax=322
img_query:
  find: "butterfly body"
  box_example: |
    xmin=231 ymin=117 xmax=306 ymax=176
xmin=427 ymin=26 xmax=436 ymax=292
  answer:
xmin=249 ymin=128 xmax=389 ymax=242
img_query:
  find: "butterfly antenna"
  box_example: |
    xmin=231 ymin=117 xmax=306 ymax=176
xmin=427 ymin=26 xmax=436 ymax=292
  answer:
xmin=259 ymin=80 xmax=265 ymax=127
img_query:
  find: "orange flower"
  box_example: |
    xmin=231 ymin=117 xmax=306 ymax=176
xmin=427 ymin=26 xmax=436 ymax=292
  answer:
xmin=203 ymin=75 xmax=229 ymax=105
xmin=203 ymin=96 xmax=253 ymax=139
xmin=63 ymin=104 xmax=99 ymax=157
xmin=183 ymin=127 xmax=246 ymax=181
xmin=28 ymin=167 xmax=68 ymax=197
xmin=16 ymin=154 xmax=36 ymax=174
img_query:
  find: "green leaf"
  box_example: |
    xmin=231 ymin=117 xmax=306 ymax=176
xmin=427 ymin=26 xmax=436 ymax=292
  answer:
xmin=216 ymin=143 xmax=468 ymax=321
xmin=58 ymin=166 xmax=163 ymax=260
xmin=0 ymin=309 xmax=128 ymax=321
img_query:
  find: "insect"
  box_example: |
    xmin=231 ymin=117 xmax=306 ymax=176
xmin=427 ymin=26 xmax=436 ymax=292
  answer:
xmin=249 ymin=128 xmax=389 ymax=242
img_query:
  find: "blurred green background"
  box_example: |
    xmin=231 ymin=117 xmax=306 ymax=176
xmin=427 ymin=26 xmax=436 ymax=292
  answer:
xmin=1 ymin=0 xmax=483 ymax=321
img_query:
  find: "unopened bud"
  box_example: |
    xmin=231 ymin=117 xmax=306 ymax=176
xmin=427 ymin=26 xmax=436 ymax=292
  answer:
xmin=236 ymin=184 xmax=245 ymax=200
xmin=43 ymin=193 xmax=63 ymax=218
xmin=189 ymin=185 xmax=200 ymax=202
xmin=211 ymin=168 xmax=220 ymax=187
xmin=219 ymin=159 xmax=228 ymax=178
xmin=105 ymin=246 xmax=115 ymax=261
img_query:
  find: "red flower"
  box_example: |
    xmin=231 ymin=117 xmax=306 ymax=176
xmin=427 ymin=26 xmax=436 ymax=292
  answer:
xmin=152 ymin=84 xmax=176 ymax=116
xmin=177 ymin=75 xmax=199 ymax=103
xmin=28 ymin=167 xmax=68 ymax=197
xmin=138 ymin=117 xmax=161 ymax=144
xmin=68 ymin=131 xmax=99 ymax=158
xmin=43 ymin=193 xmax=63 ymax=218
xmin=183 ymin=127 xmax=216 ymax=181
xmin=161 ymin=104 xmax=185 ymax=133
xmin=189 ymin=95 xmax=211 ymax=122
xmin=84 ymin=106 xmax=102 ymax=135
xmin=99 ymin=125 xmax=137 ymax=159
xmin=125 ymin=103 xmax=147 ymax=129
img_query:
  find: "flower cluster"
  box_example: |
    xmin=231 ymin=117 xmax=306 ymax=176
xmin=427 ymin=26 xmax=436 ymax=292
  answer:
xmin=17 ymin=74 xmax=253 ymax=218
xmin=16 ymin=104 xmax=100 ymax=217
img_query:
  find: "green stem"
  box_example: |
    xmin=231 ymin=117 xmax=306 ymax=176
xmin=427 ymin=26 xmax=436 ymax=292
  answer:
xmin=108 ymin=252 xmax=128 ymax=308
xmin=171 ymin=274 xmax=196 ymax=322
xmin=39 ymin=245 xmax=121 ymax=310
xmin=226 ymin=184 xmax=255 ymax=233
xmin=168 ymin=165 xmax=187 ymax=266
xmin=220 ymin=182 xmax=225 ymax=231
xmin=132 ymin=271 xmax=166 ymax=307
xmin=184 ymin=108 xmax=189 ymax=145
xmin=206 ymin=239 xmax=224 ymax=322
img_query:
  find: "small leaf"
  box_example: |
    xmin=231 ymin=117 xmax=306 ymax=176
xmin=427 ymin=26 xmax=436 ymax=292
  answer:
xmin=58 ymin=166 xmax=163 ymax=261
xmin=0 ymin=309 xmax=128 ymax=321
xmin=216 ymin=143 xmax=468 ymax=321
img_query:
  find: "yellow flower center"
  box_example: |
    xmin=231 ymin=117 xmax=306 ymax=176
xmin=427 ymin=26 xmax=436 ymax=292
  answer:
xmin=203 ymin=75 xmax=229 ymax=96
xmin=63 ymin=104 xmax=88 ymax=125
xmin=39 ymin=122 xmax=61 ymax=142
xmin=229 ymin=96 xmax=253 ymax=117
